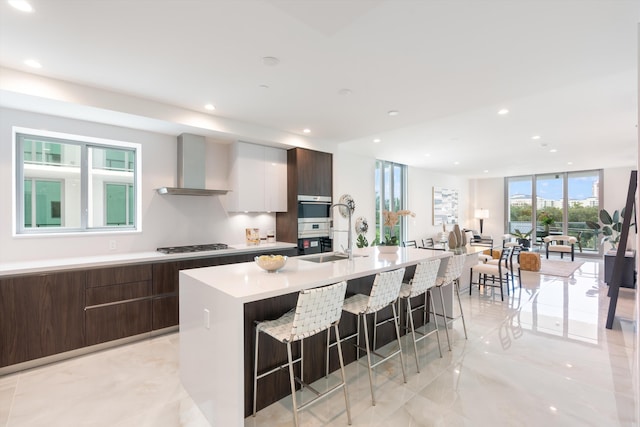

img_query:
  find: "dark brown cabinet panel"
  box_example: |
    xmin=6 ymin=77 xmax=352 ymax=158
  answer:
xmin=85 ymin=299 xmax=152 ymax=346
xmin=277 ymin=148 xmax=333 ymax=244
xmin=84 ymin=264 xmax=153 ymax=346
xmin=292 ymin=148 xmax=332 ymax=197
xmin=86 ymin=281 xmax=151 ymax=306
xmin=0 ymin=272 xmax=85 ymax=367
xmin=86 ymin=264 xmax=152 ymax=288
xmin=152 ymin=295 xmax=178 ymax=330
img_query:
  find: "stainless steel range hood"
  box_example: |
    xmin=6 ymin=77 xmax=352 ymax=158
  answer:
xmin=156 ymin=133 xmax=229 ymax=196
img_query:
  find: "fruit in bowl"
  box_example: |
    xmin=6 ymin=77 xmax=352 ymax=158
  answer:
xmin=255 ymin=255 xmax=288 ymax=273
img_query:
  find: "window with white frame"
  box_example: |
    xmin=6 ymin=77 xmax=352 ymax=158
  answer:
xmin=374 ymin=160 xmax=408 ymax=244
xmin=15 ymin=128 xmax=142 ymax=234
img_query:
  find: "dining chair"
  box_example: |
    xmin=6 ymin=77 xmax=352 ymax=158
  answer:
xmin=469 ymin=247 xmax=512 ymax=301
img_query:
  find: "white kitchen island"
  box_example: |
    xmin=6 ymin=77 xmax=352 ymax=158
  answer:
xmin=179 ymin=246 xmax=452 ymax=427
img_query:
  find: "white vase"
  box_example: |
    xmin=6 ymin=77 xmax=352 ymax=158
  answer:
xmin=378 ymin=245 xmax=399 ymax=254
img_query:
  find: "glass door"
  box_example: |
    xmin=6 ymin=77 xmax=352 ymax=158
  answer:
xmin=535 ymin=174 xmax=564 ymax=246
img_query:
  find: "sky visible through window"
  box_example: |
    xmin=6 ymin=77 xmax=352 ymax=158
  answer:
xmin=510 ymin=176 xmax=597 ymax=200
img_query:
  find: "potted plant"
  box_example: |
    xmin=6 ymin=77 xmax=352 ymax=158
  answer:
xmin=511 ymin=229 xmax=532 ymax=249
xmin=538 ymin=211 xmax=555 ymax=233
xmin=373 ymin=209 xmax=415 ymax=252
xmin=355 ymin=216 xmax=369 ymax=248
xmin=586 ymin=207 xmax=633 ymax=250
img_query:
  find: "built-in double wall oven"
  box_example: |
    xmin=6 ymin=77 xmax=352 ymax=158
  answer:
xmin=297 ymin=195 xmax=332 ymax=254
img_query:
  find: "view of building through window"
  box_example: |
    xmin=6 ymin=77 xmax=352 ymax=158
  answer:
xmin=16 ymin=130 xmax=140 ymax=234
xmin=507 ymin=170 xmax=601 ymax=252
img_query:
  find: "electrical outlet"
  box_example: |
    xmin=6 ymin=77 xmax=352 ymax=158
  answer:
xmin=108 ymin=240 xmax=117 ymax=250
xmin=203 ymin=309 xmax=210 ymax=329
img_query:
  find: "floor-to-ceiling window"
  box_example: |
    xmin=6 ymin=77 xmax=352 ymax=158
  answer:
xmin=374 ymin=160 xmax=407 ymax=244
xmin=506 ymin=170 xmax=601 ymax=253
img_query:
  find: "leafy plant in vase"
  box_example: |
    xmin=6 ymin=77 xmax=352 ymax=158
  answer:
xmin=375 ymin=210 xmax=415 ymax=253
xmin=538 ymin=211 xmax=555 ymax=234
xmin=586 ymin=207 xmax=634 ymax=250
xmin=355 ymin=216 xmax=369 ymax=248
xmin=511 ymin=229 xmax=532 ymax=249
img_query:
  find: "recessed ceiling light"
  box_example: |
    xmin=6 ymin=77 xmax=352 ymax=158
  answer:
xmin=338 ymin=88 xmax=352 ymax=96
xmin=204 ymin=103 xmax=215 ymax=111
xmin=302 ymin=128 xmax=311 ymax=134
xmin=24 ymin=58 xmax=41 ymax=68
xmin=424 ymin=153 xmax=430 ymax=157
xmin=454 ymin=161 xmax=460 ymax=165
xmin=497 ymin=108 xmax=509 ymax=115
xmin=9 ymin=0 xmax=33 ymax=12
xmin=387 ymin=110 xmax=399 ymax=116
xmin=531 ymin=135 xmax=541 ymax=140
xmin=483 ymin=170 xmax=489 ymax=173
xmin=259 ymin=84 xmax=269 ymax=89
xmin=550 ymin=149 xmax=557 ymax=153
xmin=567 ymin=161 xmax=573 ymax=165
xmin=373 ymin=138 xmax=381 ymax=143
xmin=262 ymin=56 xmax=279 ymax=66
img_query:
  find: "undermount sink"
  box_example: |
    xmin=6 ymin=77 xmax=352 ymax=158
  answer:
xmin=301 ymin=253 xmax=365 ymax=263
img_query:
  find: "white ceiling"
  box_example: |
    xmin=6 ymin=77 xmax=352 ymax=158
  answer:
xmin=0 ymin=0 xmax=638 ymax=178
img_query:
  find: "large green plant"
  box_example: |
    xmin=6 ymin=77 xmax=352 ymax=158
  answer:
xmin=586 ymin=208 xmax=633 ymax=250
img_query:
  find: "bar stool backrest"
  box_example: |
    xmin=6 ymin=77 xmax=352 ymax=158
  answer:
xmin=407 ymin=259 xmax=441 ymax=298
xmin=441 ymin=255 xmax=466 ymax=284
xmin=365 ymin=268 xmax=406 ymax=314
xmin=290 ymin=281 xmax=347 ymax=341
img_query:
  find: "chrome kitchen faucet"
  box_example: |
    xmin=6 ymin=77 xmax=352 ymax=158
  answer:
xmin=330 ymin=203 xmax=353 ymax=260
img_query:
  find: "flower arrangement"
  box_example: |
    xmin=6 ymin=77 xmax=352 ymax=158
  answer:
xmin=378 ymin=209 xmax=416 ymax=246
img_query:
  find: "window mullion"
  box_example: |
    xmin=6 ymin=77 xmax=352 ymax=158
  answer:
xmin=81 ymin=144 xmax=89 ymax=229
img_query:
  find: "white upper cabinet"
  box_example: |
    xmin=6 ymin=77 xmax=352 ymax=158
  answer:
xmin=227 ymin=141 xmax=287 ymax=212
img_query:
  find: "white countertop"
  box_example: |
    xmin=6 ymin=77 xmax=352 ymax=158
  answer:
xmin=0 ymin=242 xmax=297 ymax=277
xmin=182 ymin=246 xmax=452 ymax=303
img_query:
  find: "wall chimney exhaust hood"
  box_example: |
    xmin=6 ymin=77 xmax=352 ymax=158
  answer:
xmin=156 ymin=133 xmax=229 ymax=196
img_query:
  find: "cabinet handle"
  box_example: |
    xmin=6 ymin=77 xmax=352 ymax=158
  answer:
xmin=85 ymin=295 xmax=152 ymax=310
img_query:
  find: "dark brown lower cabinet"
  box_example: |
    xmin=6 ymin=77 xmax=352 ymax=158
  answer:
xmin=0 ymin=271 xmax=85 ymax=367
xmin=1 ymin=249 xmax=299 ymax=368
xmin=152 ymin=295 xmax=178 ymax=330
xmin=85 ymin=299 xmax=152 ymax=346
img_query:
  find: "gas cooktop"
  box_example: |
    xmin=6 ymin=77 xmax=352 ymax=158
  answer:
xmin=156 ymin=243 xmax=229 ymax=254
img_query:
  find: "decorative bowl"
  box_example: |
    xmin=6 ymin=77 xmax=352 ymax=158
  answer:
xmin=378 ymin=245 xmax=399 ymax=254
xmin=255 ymin=255 xmax=288 ymax=273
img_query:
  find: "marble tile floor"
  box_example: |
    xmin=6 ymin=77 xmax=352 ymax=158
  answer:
xmin=1 ymin=259 xmax=637 ymax=427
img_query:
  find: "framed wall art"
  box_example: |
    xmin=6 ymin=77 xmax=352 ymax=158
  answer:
xmin=433 ymin=186 xmax=458 ymax=225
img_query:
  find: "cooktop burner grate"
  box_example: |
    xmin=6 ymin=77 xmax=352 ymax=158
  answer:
xmin=156 ymin=243 xmax=229 ymax=254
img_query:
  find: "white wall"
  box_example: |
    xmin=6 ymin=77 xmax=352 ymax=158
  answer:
xmin=407 ymin=167 xmax=470 ymax=243
xmin=0 ymin=108 xmax=277 ymax=263
xmin=332 ymin=147 xmax=377 ymax=250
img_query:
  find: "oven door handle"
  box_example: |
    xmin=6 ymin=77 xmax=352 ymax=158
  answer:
xmin=299 ymin=201 xmax=331 ymax=205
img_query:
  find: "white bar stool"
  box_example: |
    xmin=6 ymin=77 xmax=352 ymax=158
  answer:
xmin=253 ymin=281 xmax=352 ymax=426
xmin=433 ymin=255 xmax=468 ymax=350
xmin=398 ymin=258 xmax=443 ymax=372
xmin=331 ymin=268 xmax=407 ymax=406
